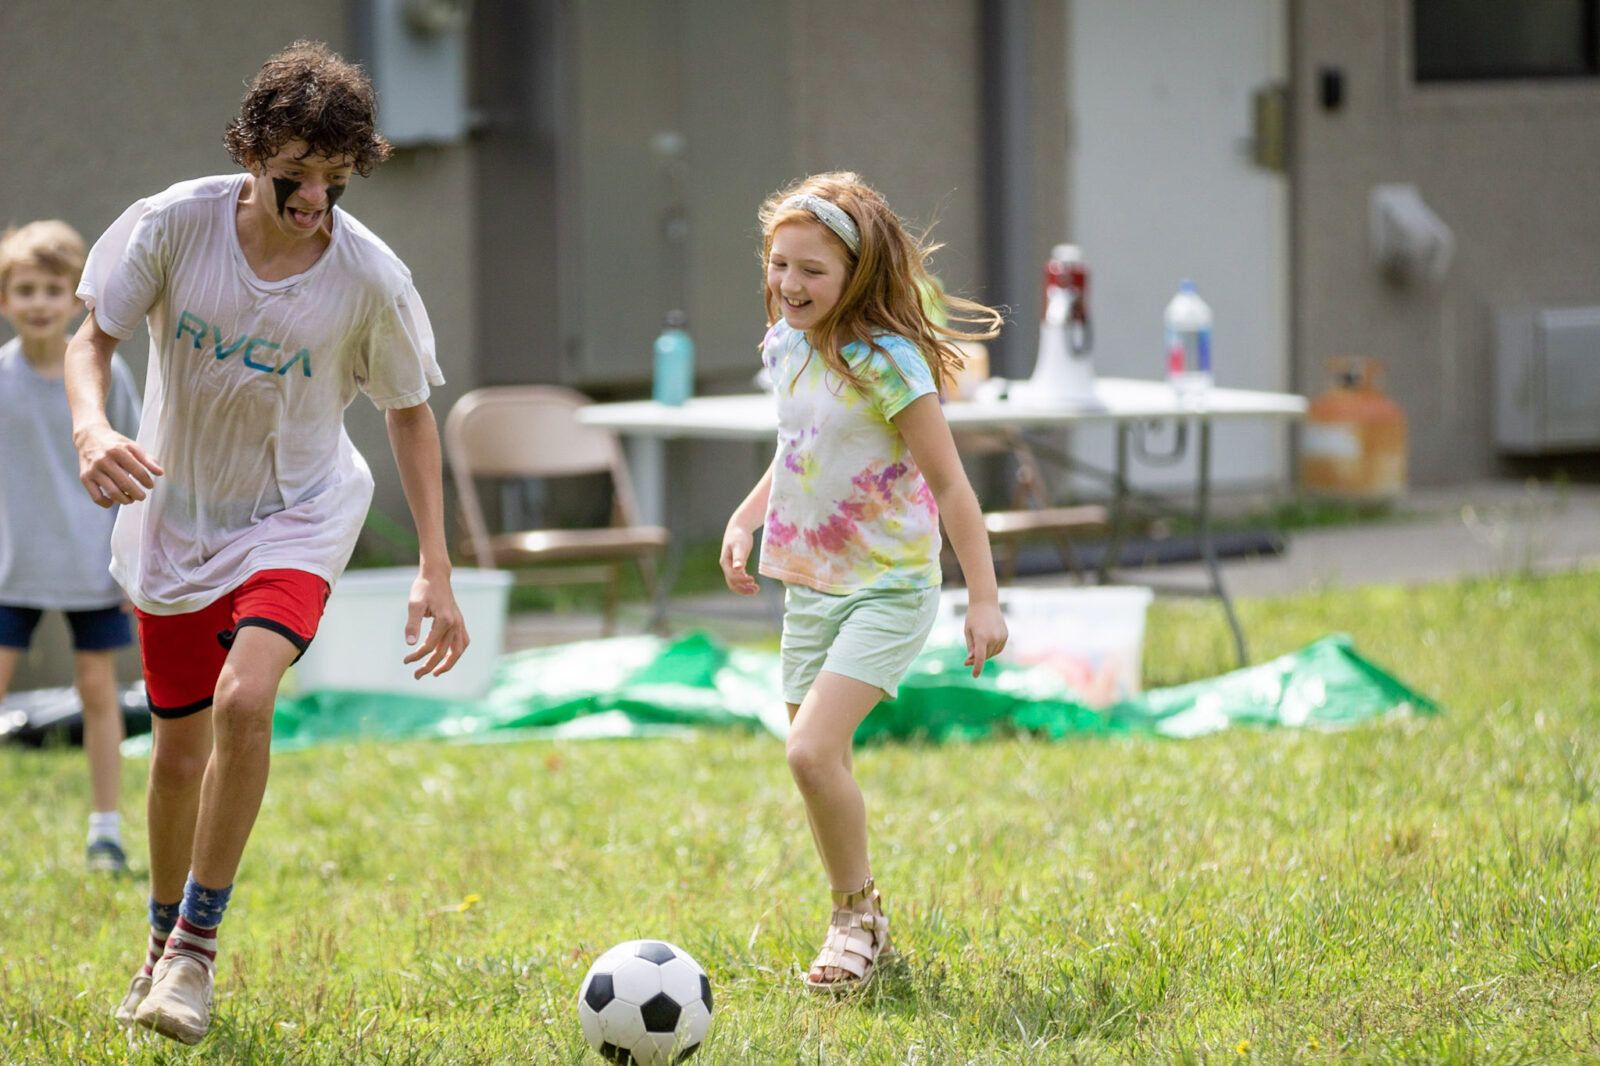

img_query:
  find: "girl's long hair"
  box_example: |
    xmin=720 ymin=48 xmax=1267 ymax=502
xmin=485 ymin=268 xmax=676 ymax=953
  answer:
xmin=758 ymin=172 xmax=1002 ymax=397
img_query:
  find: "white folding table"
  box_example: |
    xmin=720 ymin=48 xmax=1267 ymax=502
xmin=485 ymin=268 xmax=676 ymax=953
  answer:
xmin=577 ymin=379 xmax=1307 ymax=663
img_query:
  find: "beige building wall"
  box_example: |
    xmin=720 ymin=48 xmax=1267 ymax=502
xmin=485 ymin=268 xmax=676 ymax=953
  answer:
xmin=546 ymin=0 xmax=1044 ymax=388
xmin=0 ymin=2 xmax=475 ymax=687
xmin=786 ymin=0 xmax=1069 ymax=325
xmin=782 ymin=1 xmax=991 ymax=302
xmin=2 ymin=0 xmax=1048 ymax=688
xmin=0 ymin=2 xmax=478 ymax=499
xmin=7 ymin=1 xmax=1594 ymax=693
xmin=1291 ymin=0 xmax=1600 ymax=484
xmin=540 ymin=0 xmax=1066 ymax=536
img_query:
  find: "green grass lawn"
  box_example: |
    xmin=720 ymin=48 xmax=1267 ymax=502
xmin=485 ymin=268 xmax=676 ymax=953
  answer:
xmin=3 ymin=569 xmax=1598 ymax=1064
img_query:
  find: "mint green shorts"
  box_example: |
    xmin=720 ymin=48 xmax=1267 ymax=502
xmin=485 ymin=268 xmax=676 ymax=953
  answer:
xmin=780 ymin=584 xmax=941 ymax=703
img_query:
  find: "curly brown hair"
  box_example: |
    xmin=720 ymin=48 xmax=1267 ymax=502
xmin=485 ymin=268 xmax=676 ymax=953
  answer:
xmin=223 ymin=40 xmax=392 ymax=176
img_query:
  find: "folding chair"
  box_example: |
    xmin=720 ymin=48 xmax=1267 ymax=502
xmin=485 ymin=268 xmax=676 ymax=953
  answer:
xmin=946 ymin=428 xmax=1108 ymax=585
xmin=442 ymin=386 xmax=670 ymax=635
xmin=940 ymin=342 xmax=1107 ymax=584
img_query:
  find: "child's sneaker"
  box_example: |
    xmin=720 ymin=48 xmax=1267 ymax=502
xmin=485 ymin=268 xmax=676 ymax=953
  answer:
xmin=133 ymin=954 xmax=213 ymax=1045
xmin=86 ymin=840 xmax=128 ymax=875
xmin=112 ymin=970 xmax=152 ymax=1028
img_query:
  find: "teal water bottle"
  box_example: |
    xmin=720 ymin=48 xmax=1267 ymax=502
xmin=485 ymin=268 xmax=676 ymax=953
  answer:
xmin=652 ymin=310 xmax=695 ymax=406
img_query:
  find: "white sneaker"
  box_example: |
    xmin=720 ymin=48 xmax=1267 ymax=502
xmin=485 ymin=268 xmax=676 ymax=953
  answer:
xmin=112 ymin=970 xmax=151 ymax=1028
xmin=133 ymin=954 xmax=213 ymax=1045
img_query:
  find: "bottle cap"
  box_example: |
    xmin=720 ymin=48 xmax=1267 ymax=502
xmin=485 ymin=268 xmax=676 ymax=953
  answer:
xmin=1178 ymin=279 xmax=1196 ymax=293
xmin=665 ymin=309 xmax=687 ymax=328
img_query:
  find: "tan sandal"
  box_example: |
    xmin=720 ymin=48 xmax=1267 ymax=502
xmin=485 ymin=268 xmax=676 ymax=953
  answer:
xmin=802 ymin=875 xmax=891 ymax=992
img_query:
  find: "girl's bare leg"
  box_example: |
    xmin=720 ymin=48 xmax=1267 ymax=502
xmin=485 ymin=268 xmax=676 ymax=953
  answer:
xmin=786 ymin=670 xmax=886 ymax=982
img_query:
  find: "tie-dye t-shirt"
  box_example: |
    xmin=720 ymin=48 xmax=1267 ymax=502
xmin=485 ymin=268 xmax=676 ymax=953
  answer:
xmin=757 ymin=321 xmax=942 ymax=594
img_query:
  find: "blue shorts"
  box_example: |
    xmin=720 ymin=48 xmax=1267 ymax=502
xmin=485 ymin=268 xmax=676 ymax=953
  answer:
xmin=0 ymin=604 xmax=133 ymax=652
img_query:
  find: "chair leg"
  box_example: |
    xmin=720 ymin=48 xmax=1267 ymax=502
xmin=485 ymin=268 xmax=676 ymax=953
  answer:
xmin=999 ymin=542 xmax=1019 ymax=586
xmin=601 ymin=563 xmax=620 ymax=637
xmin=1052 ymin=532 xmax=1086 ymax=582
xmin=941 ymin=539 xmax=966 ymax=587
xmin=636 ymin=553 xmax=669 ymax=636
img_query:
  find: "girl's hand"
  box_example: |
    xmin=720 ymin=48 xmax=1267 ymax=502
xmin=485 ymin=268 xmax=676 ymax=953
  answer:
xmin=720 ymin=525 xmax=760 ymax=595
xmin=963 ymin=600 xmax=1008 ymax=677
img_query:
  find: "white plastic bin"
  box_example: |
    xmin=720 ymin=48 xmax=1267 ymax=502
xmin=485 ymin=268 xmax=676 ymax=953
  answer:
xmin=292 ymin=567 xmax=513 ymax=700
xmin=934 ymin=585 xmax=1153 ymax=707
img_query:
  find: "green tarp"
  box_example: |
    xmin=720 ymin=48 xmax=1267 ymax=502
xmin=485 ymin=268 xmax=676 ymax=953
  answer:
xmin=126 ymin=631 xmax=1434 ymax=754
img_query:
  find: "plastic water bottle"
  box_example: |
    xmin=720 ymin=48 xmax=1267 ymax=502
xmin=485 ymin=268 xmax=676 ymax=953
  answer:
xmin=652 ymin=310 xmax=694 ymax=406
xmin=1164 ymin=280 xmax=1213 ymax=407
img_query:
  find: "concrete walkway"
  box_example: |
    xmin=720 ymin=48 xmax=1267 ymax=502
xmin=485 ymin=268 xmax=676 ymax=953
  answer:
xmin=505 ymin=479 xmax=1600 ymax=651
xmin=1121 ymin=478 xmax=1600 ymax=600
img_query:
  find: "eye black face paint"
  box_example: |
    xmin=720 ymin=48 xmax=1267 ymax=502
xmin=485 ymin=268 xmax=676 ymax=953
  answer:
xmin=271 ymin=176 xmax=346 ymax=217
xmin=272 ymin=177 xmax=299 ymax=216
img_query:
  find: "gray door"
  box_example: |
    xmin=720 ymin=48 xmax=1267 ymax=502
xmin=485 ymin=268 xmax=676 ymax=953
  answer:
xmin=1067 ymin=0 xmax=1292 ymax=492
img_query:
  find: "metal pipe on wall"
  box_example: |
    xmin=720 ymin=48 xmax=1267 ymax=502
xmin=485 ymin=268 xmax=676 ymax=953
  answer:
xmin=982 ymin=0 xmax=1031 ymax=379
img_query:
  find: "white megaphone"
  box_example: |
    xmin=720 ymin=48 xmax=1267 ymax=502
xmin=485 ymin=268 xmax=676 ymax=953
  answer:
xmin=1010 ymin=246 xmax=1099 ymax=408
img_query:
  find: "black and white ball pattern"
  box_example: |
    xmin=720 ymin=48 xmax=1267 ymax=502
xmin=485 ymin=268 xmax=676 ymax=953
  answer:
xmin=577 ymin=939 xmax=713 ymax=1066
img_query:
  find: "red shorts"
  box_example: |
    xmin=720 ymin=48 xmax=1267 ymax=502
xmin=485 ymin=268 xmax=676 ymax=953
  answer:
xmin=137 ymin=569 xmax=330 ymax=718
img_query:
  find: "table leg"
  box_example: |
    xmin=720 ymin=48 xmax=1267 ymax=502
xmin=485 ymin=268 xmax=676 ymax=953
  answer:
xmin=1197 ymin=418 xmax=1248 ymax=665
xmin=1098 ymin=423 xmax=1132 ymax=583
xmin=626 ymin=436 xmax=667 ymax=528
xmin=619 ymin=436 xmax=679 ymax=633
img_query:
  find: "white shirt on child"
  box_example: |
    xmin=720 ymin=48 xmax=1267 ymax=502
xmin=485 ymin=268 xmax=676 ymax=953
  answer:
xmin=79 ymin=174 xmax=444 ymax=614
xmin=757 ymin=320 xmax=942 ymax=594
xmin=0 ymin=339 xmax=141 ymax=610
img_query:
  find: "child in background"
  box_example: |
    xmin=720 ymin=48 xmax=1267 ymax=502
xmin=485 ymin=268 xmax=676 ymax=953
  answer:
xmin=719 ymin=172 xmax=1009 ymax=991
xmin=0 ymin=220 xmax=142 ymax=873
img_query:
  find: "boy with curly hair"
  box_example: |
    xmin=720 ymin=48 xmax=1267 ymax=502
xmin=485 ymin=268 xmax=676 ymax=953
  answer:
xmin=67 ymin=40 xmax=470 ymax=1044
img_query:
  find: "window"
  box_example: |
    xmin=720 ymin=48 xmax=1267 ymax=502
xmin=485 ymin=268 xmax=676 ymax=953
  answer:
xmin=1414 ymin=0 xmax=1599 ymax=81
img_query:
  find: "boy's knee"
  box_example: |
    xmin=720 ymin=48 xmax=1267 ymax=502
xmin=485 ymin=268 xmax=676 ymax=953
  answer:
xmin=211 ymin=672 xmax=279 ymax=756
xmin=212 ymin=666 xmax=279 ymax=717
xmin=75 ymin=695 xmax=120 ymax=721
xmin=74 ymin=663 xmax=121 ymax=709
xmin=73 ymin=649 xmax=118 ymax=681
xmin=149 ymin=741 xmax=208 ymax=789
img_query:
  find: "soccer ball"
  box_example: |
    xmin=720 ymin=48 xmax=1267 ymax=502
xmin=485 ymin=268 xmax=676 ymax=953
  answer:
xmin=577 ymin=939 xmax=713 ymax=1065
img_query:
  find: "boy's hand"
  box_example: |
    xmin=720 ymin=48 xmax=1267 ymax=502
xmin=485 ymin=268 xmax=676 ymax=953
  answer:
xmin=403 ymin=573 xmax=470 ymax=678
xmin=75 ymin=423 xmax=163 ymax=508
xmin=962 ymin=600 xmax=1008 ymax=678
xmin=719 ymin=525 xmax=759 ymax=596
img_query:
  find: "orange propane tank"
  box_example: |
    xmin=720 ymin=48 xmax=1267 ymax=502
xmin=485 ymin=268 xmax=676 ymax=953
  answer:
xmin=1300 ymin=357 xmax=1408 ymax=500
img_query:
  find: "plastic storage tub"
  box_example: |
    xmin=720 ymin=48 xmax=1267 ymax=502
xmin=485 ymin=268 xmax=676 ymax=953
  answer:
xmin=933 ymin=585 xmax=1153 ymax=707
xmin=291 ymin=567 xmax=513 ymax=700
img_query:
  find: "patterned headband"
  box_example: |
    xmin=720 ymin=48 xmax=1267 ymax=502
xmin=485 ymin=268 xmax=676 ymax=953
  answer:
xmin=780 ymin=194 xmax=861 ymax=254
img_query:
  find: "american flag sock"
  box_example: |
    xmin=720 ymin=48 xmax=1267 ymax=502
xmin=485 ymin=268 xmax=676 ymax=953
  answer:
xmin=163 ymin=915 xmax=219 ymax=976
xmin=165 ymin=876 xmax=232 ymax=976
xmin=143 ymin=899 xmax=181 ymax=977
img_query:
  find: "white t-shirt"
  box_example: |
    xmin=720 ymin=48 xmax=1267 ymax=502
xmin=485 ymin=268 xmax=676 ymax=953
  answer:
xmin=78 ymin=174 xmax=444 ymax=614
xmin=757 ymin=321 xmax=942 ymax=594
xmin=0 ymin=340 xmax=141 ymax=609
